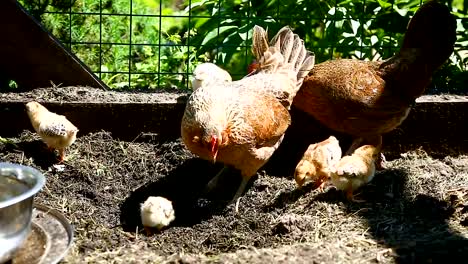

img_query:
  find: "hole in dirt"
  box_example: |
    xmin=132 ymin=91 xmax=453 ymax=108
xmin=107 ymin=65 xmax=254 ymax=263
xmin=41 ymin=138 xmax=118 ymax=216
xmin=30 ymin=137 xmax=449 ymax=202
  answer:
xmin=120 ymin=158 xmax=256 ymax=230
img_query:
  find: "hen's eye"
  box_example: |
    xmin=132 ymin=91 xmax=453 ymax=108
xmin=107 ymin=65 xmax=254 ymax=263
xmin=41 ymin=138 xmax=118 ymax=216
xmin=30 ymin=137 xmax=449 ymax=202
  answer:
xmin=192 ymin=136 xmax=200 ymax=143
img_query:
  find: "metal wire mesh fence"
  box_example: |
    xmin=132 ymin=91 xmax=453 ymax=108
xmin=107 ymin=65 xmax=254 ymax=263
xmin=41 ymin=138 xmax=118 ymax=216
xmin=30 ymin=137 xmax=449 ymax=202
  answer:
xmin=17 ymin=0 xmax=468 ymax=92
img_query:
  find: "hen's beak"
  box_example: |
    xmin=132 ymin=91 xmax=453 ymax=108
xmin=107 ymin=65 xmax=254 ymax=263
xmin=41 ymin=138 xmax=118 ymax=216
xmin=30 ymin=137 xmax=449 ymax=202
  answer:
xmin=210 ymin=135 xmax=219 ymax=163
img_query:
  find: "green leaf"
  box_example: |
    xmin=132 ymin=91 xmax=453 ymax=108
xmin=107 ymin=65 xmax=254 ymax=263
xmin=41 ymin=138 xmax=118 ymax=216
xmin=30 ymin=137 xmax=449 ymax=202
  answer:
xmin=201 ymin=25 xmax=238 ymax=46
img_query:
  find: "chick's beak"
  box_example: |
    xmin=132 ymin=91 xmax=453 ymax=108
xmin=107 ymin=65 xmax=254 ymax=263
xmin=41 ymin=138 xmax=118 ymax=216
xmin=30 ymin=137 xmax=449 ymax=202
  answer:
xmin=210 ymin=135 xmax=219 ymax=163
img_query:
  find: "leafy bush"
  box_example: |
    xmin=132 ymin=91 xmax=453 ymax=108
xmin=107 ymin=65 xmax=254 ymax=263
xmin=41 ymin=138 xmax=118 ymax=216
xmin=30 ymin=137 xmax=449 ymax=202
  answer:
xmin=15 ymin=0 xmax=468 ymax=94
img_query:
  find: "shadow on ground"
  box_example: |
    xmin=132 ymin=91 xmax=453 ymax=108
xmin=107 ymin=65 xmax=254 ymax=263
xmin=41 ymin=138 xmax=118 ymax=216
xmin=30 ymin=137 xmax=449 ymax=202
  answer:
xmin=351 ymin=168 xmax=468 ymax=263
xmin=263 ymin=166 xmax=468 ymax=263
xmin=119 ymin=157 xmax=255 ymax=231
xmin=325 ymin=167 xmax=468 ymax=263
xmin=1 ymin=138 xmax=59 ymax=169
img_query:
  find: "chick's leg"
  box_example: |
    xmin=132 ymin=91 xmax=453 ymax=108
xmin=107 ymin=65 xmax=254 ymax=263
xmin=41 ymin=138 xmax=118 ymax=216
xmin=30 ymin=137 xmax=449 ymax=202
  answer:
xmin=143 ymin=226 xmax=153 ymax=236
xmin=58 ymin=148 xmax=65 ymax=163
xmin=315 ymin=174 xmax=329 ymax=192
xmin=346 ymin=188 xmax=365 ymax=203
xmin=44 ymin=144 xmax=55 ymax=153
xmin=376 ymin=152 xmax=387 ymax=170
xmin=317 ymin=179 xmax=328 ymax=192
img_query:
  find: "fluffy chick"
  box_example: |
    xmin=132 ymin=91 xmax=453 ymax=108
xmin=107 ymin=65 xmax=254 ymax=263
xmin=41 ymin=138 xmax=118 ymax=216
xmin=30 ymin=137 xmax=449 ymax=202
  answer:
xmin=330 ymin=144 xmax=381 ymax=202
xmin=191 ymin=62 xmax=232 ymax=90
xmin=140 ymin=196 xmax=175 ymax=235
xmin=294 ymin=136 xmax=342 ymax=190
xmin=25 ymin=101 xmax=78 ymax=162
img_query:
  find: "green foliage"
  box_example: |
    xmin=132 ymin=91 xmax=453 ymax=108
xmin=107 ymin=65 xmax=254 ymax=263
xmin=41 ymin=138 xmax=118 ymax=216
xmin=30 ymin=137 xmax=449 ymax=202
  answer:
xmin=15 ymin=0 xmax=468 ymax=94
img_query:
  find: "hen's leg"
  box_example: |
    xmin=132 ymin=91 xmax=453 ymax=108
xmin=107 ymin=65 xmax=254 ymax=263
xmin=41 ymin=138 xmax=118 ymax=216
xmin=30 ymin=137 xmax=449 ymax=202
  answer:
xmin=364 ymin=135 xmax=385 ymax=170
xmin=345 ymin=138 xmax=363 ymax=156
xmin=205 ymin=165 xmax=229 ymax=193
xmin=231 ymin=175 xmax=250 ymax=213
xmin=349 ymin=135 xmax=383 ymax=169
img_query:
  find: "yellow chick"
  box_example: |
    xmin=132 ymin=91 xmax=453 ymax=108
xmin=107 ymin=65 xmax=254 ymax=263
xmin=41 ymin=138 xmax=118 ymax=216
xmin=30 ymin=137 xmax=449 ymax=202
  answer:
xmin=330 ymin=144 xmax=381 ymax=202
xmin=294 ymin=135 xmax=342 ymax=190
xmin=140 ymin=196 xmax=175 ymax=235
xmin=191 ymin=62 xmax=232 ymax=90
xmin=25 ymin=101 xmax=78 ymax=162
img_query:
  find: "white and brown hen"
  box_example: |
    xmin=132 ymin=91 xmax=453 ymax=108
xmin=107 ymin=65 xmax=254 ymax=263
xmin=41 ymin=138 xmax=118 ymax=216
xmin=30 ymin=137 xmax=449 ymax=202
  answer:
xmin=181 ymin=25 xmax=315 ymax=206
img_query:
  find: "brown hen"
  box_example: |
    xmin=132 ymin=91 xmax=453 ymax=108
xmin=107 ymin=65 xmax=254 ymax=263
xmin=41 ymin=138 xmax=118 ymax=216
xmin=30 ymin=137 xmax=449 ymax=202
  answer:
xmin=291 ymin=0 xmax=456 ymax=169
xmin=181 ymin=25 xmax=315 ymax=206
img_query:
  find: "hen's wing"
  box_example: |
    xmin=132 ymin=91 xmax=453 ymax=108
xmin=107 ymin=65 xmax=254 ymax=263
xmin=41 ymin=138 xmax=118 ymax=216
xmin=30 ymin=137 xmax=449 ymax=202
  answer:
xmin=244 ymin=92 xmax=291 ymax=147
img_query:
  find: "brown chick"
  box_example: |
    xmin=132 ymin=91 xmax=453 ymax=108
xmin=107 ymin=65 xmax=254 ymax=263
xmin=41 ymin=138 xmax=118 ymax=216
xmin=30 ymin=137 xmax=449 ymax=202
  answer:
xmin=330 ymin=144 xmax=381 ymax=202
xmin=294 ymin=135 xmax=342 ymax=191
xmin=181 ymin=25 xmax=315 ymax=207
xmin=289 ymin=1 xmax=456 ymax=168
xmin=25 ymin=101 xmax=78 ymax=162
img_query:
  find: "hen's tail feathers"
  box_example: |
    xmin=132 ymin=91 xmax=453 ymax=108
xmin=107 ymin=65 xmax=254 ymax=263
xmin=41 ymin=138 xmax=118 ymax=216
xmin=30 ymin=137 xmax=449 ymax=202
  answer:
xmin=252 ymin=26 xmax=269 ymax=62
xmin=252 ymin=25 xmax=315 ymax=88
xmin=399 ymin=0 xmax=456 ymax=70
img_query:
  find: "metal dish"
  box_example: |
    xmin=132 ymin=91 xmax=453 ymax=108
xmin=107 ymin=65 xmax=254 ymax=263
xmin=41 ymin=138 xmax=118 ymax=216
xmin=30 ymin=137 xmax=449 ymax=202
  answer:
xmin=0 ymin=162 xmax=46 ymax=263
xmin=10 ymin=204 xmax=74 ymax=264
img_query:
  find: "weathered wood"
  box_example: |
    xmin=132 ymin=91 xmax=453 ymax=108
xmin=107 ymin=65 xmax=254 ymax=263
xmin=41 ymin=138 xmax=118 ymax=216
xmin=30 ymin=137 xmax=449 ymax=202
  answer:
xmin=0 ymin=100 xmax=466 ymax=158
xmin=0 ymin=101 xmax=185 ymax=140
xmin=0 ymin=0 xmax=108 ymax=90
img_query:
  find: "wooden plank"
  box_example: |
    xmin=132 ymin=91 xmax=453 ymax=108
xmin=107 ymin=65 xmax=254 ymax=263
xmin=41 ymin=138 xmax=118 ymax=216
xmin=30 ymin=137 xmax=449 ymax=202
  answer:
xmin=0 ymin=100 xmax=466 ymax=158
xmin=0 ymin=0 xmax=108 ymax=90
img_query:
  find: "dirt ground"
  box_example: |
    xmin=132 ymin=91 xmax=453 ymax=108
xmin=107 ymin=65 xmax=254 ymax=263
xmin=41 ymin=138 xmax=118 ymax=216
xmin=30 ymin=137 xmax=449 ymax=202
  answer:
xmin=1 ymin=131 xmax=467 ymax=264
xmin=1 ymin=85 xmax=466 ymax=104
xmin=0 ymin=86 xmax=186 ymax=103
xmin=0 ymin=87 xmax=467 ymax=263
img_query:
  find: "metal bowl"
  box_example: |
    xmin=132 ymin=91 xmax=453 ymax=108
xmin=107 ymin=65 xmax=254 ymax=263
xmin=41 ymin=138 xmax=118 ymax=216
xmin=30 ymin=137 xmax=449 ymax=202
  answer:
xmin=0 ymin=162 xmax=46 ymax=263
